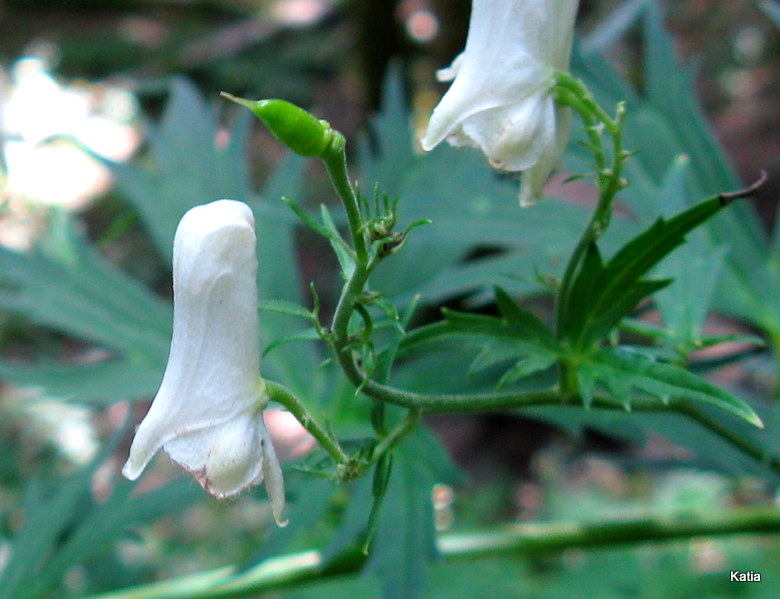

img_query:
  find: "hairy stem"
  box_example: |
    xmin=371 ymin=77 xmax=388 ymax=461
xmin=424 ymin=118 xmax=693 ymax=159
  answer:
xmin=321 ymin=348 xmax=780 ymax=477
xmin=266 ymin=381 xmax=348 ymax=465
xmin=321 ymin=136 xmax=369 ymax=266
xmin=371 ymin=408 xmax=421 ymax=463
xmin=553 ymin=73 xmax=628 ymax=389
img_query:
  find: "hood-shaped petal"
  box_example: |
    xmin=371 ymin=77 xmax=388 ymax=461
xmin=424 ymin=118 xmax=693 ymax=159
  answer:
xmin=421 ymin=0 xmax=580 ymax=204
xmin=122 ymin=199 xmax=286 ymax=524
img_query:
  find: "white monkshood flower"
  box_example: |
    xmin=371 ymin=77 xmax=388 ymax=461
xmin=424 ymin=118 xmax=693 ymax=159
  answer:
xmin=420 ymin=0 xmax=580 ymax=206
xmin=122 ymin=199 xmax=286 ymax=526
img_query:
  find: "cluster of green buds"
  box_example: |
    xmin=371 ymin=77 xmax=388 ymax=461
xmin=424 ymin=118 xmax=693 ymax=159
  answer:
xmin=363 ymin=194 xmax=409 ymax=258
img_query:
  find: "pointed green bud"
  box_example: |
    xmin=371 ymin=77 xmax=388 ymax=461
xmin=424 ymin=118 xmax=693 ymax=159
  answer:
xmin=221 ymin=92 xmax=337 ymax=157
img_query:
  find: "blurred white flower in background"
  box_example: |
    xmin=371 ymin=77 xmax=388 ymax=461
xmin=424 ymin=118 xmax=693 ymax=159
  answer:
xmin=0 ymin=44 xmax=140 ymax=247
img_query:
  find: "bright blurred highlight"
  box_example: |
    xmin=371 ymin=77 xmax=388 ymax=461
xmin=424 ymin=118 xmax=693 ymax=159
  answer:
xmin=1 ymin=50 xmax=140 ymax=211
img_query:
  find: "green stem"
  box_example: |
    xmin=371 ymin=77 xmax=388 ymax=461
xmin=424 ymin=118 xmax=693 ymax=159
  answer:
xmin=767 ymin=325 xmax=780 ymax=400
xmin=321 ymin=135 xmax=369 ymax=266
xmin=266 ymin=381 xmax=348 ymax=465
xmin=555 ymin=71 xmax=620 ymax=135
xmin=371 ymin=408 xmax=421 ymax=464
xmin=330 ymin=261 xmax=372 ymax=364
xmin=85 ymin=506 xmax=780 ymax=599
xmin=554 ymin=87 xmax=607 ymax=171
xmin=270 ymin=353 xmax=780 ymax=477
xmin=324 ymin=350 xmax=780 ymax=476
xmin=552 ymin=73 xmax=628 ymax=387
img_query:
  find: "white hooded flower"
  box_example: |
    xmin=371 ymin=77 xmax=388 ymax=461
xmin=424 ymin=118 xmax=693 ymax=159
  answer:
xmin=122 ymin=199 xmax=286 ymax=526
xmin=420 ymin=0 xmax=580 ymax=206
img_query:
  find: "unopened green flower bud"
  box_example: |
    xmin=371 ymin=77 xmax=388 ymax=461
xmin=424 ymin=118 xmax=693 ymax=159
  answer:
xmin=221 ymin=93 xmax=336 ymax=157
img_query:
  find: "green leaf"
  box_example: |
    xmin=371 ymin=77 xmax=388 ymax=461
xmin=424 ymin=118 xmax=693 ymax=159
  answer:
xmin=281 ymin=195 xmax=334 ymax=239
xmin=598 ymin=198 xmax=722 ymax=306
xmin=262 ymin=328 xmax=322 ymax=357
xmin=363 ymin=454 xmax=394 ymax=552
xmin=572 ymin=2 xmax=769 ymax=331
xmin=363 ymin=428 xmax=462 ymax=599
xmin=26 ymin=478 xmax=202 ymax=598
xmin=524 ymin=398 xmax=780 ymax=482
xmin=279 ymin=195 xmax=355 ymax=278
xmin=581 ymin=347 xmax=763 ymax=427
xmin=562 ymin=193 xmax=733 ymax=349
xmin=0 ymin=359 xmax=161 ymax=406
xmin=558 ymin=240 xmax=605 ymax=339
xmin=254 ymin=155 xmax=322 ymax=394
xmin=0 ymin=211 xmax=171 ymax=365
xmin=320 ymin=203 xmax=356 ymax=279
xmin=494 ymin=287 xmax=556 ymax=346
xmin=640 ymin=401 xmax=780 ymax=479
xmin=468 ymin=342 xmax=528 ymax=375
xmin=585 ymin=279 xmax=671 ymax=344
xmin=0 ymin=424 xmax=134 ymax=598
xmin=358 ymin=64 xmax=416 ymax=200
xmin=581 ymin=0 xmax=649 ymax=56
xmin=653 ymin=157 xmax=728 ymax=350
xmin=640 ymin=1 xmax=769 ymax=326
xmin=374 ymin=295 xmax=420 ymax=385
xmin=106 ymin=78 xmax=252 ymax=263
xmin=254 ymin=153 xmax=306 ymax=305
xmin=0 ymin=470 xmax=95 ymax=598
xmin=399 ymin=294 xmax=560 ymax=389
xmin=402 ymin=312 xmax=556 ymax=366
xmin=497 ymin=352 xmax=558 ymax=389
xmin=321 ymin=476 xmax=374 ymax=564
xmin=258 ymin=299 xmax=316 ymax=322
xmin=404 ymin=302 xmax=558 ymax=356
xmin=238 ymin=477 xmax=337 ymax=573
